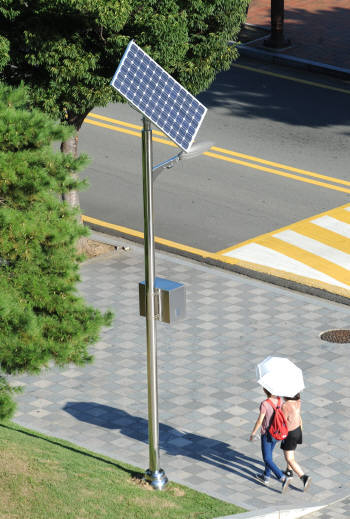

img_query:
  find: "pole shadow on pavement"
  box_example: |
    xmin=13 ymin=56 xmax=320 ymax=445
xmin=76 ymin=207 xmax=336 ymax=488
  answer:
xmin=62 ymin=401 xmax=283 ymax=490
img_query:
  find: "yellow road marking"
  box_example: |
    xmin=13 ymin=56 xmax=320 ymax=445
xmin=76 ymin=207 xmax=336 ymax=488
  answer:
xmin=205 ymin=151 xmax=350 ymax=194
xmin=232 ymin=63 xmax=350 ymax=95
xmin=82 ymin=215 xmax=221 ymax=260
xmin=84 ymin=118 xmax=176 ymax=147
xmin=84 ymin=113 xmax=350 ymax=292
xmin=87 ymin=112 xmax=165 ymax=137
xmin=217 ymin=202 xmax=350 ymax=255
xmin=258 ymin=235 xmax=350 ymax=285
xmin=85 ymin=113 xmax=350 ymax=194
xmin=85 ymin=118 xmax=141 ymax=138
xmin=87 ymin=112 xmax=350 ymax=188
xmin=209 ymin=146 xmax=350 ymax=187
xmin=328 ymin=208 xmax=350 ymax=224
xmin=295 ymin=222 xmax=350 ymax=255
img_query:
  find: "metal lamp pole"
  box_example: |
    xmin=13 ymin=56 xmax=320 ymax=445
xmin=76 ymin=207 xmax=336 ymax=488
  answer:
xmin=141 ymin=115 xmax=210 ymax=489
xmin=264 ymin=0 xmax=290 ymax=48
xmin=141 ymin=116 xmax=168 ymax=490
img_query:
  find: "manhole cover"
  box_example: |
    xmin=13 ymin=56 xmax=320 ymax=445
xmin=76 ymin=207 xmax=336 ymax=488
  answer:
xmin=320 ymin=329 xmax=350 ymax=343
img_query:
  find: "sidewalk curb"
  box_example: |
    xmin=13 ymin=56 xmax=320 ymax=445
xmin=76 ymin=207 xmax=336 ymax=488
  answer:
xmin=214 ymin=504 xmax=325 ymax=519
xmin=237 ymin=43 xmax=350 ymax=80
xmin=85 ymin=224 xmax=350 ymax=307
xmin=214 ymin=489 xmax=350 ymax=519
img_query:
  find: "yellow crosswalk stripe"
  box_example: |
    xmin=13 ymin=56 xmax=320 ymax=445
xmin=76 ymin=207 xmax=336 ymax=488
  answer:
xmin=258 ymin=236 xmax=350 ymax=285
xmin=294 ymin=222 xmax=350 ymax=255
xmin=217 ymin=203 xmax=350 ymax=255
xmin=327 ymin=208 xmax=350 ymax=225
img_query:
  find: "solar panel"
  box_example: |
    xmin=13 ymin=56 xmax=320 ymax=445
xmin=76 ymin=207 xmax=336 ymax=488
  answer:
xmin=111 ymin=41 xmax=207 ymax=152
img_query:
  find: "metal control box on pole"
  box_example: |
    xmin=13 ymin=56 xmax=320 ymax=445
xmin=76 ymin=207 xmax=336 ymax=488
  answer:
xmin=139 ymin=278 xmax=186 ymax=324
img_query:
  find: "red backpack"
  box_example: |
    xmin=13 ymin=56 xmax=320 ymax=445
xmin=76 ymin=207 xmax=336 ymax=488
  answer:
xmin=267 ymin=398 xmax=288 ymax=441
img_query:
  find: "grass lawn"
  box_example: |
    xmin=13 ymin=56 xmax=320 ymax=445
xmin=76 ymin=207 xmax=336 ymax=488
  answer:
xmin=0 ymin=422 xmax=246 ymax=519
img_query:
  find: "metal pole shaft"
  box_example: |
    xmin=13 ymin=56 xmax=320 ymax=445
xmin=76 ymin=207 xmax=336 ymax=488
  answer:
xmin=264 ymin=0 xmax=290 ymax=48
xmin=142 ymin=117 xmax=167 ymax=489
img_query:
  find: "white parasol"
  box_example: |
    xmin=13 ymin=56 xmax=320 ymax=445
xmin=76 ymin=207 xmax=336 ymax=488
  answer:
xmin=256 ymin=356 xmax=305 ymax=398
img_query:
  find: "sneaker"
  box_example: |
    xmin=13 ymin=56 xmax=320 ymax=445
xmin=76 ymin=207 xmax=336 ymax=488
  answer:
xmin=281 ymin=476 xmax=292 ymax=493
xmin=301 ymin=474 xmax=311 ymax=491
xmin=255 ymin=473 xmax=269 ymax=486
xmin=284 ymin=469 xmax=293 ymax=478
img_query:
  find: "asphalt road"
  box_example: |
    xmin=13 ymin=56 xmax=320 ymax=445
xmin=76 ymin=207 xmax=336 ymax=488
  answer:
xmin=78 ymin=56 xmax=350 ymax=253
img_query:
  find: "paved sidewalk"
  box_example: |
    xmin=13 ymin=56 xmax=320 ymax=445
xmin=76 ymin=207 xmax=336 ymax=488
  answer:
xmin=11 ymin=236 xmax=350 ymax=516
xmin=304 ymin=496 xmax=350 ymax=518
xmin=243 ymin=0 xmax=350 ymax=72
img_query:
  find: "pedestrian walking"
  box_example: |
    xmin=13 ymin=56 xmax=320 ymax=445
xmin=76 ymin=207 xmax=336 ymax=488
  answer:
xmin=281 ymin=393 xmax=311 ymax=491
xmin=250 ymin=388 xmax=292 ymax=493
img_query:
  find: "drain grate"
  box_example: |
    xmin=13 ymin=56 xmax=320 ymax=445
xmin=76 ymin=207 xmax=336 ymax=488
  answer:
xmin=320 ymin=329 xmax=350 ymax=343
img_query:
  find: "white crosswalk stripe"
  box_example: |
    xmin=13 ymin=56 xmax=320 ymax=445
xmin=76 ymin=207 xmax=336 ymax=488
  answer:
xmin=218 ymin=204 xmax=350 ymax=297
xmin=274 ymin=230 xmax=350 ymax=270
xmin=224 ymin=242 xmax=350 ymax=289
xmin=311 ymin=215 xmax=350 ymax=238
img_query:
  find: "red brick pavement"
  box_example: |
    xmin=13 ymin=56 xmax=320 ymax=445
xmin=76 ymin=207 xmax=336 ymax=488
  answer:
xmin=245 ymin=0 xmax=350 ymax=70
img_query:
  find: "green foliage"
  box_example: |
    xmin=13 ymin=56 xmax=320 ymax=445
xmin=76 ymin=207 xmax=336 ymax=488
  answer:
xmin=0 ymin=0 xmax=249 ymax=127
xmin=0 ymin=377 xmax=20 ymax=420
xmin=0 ymin=35 xmax=9 ymax=72
xmin=0 ymin=423 xmax=246 ymax=518
xmin=0 ymin=83 xmax=113 ymax=419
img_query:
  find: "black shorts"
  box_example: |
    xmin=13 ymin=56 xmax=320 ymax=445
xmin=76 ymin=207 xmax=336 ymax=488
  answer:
xmin=280 ymin=426 xmax=302 ymax=451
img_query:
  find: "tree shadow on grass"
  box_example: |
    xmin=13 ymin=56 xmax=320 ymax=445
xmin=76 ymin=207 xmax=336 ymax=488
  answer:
xmin=63 ymin=402 xmax=280 ymax=491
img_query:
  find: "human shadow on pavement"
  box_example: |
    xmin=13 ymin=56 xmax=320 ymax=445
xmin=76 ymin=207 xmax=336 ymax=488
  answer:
xmin=63 ymin=401 xmax=278 ymax=488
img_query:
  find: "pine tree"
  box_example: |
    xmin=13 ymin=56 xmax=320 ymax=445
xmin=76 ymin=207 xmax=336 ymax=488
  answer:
xmin=0 ymin=35 xmax=9 ymax=71
xmin=0 ymin=83 xmax=113 ymax=419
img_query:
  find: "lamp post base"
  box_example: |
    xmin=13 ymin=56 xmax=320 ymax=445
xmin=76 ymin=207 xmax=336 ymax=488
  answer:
xmin=263 ymin=36 xmax=291 ymax=49
xmin=145 ymin=468 xmax=168 ymax=490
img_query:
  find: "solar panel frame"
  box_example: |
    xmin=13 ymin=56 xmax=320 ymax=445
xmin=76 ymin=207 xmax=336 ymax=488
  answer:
xmin=111 ymin=40 xmax=207 ymax=152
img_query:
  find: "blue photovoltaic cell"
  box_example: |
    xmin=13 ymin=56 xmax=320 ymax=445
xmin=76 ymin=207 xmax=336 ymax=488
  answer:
xmin=111 ymin=41 xmax=207 ymax=152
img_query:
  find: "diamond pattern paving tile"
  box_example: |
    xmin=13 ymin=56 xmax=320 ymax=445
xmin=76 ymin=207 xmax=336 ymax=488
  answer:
xmin=10 ymin=241 xmax=350 ymax=513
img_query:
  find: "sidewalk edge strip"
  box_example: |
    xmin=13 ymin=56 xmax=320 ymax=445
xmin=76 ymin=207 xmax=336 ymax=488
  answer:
xmin=82 ymin=215 xmax=350 ymax=305
xmin=237 ymin=43 xmax=350 ymax=80
xmin=82 ymin=215 xmax=220 ymax=260
xmin=214 ymin=503 xmax=326 ymax=519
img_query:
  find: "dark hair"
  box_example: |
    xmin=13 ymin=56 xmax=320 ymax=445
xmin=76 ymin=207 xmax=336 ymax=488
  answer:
xmin=263 ymin=388 xmax=272 ymax=398
xmin=284 ymin=393 xmax=300 ymax=401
